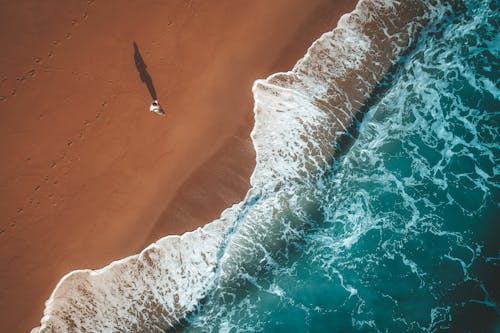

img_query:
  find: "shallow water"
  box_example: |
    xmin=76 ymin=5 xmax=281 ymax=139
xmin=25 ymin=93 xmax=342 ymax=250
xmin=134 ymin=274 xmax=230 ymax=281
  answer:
xmin=34 ymin=0 xmax=498 ymax=331
xmin=179 ymin=1 xmax=499 ymax=332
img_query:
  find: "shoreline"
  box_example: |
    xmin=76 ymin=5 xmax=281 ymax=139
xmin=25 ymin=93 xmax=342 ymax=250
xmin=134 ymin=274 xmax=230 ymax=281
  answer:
xmin=0 ymin=1 xmax=357 ymax=332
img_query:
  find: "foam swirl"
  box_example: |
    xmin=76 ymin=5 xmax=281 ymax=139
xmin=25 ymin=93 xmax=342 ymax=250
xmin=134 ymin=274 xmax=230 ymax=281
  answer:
xmin=32 ymin=0 xmax=458 ymax=331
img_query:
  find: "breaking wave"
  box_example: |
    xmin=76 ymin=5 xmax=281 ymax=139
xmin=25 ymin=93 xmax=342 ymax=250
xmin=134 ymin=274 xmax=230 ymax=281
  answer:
xmin=31 ymin=0 xmax=498 ymax=332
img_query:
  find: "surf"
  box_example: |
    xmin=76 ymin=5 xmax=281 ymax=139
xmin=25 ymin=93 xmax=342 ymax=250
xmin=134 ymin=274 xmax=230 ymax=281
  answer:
xmin=32 ymin=0 xmax=489 ymax=332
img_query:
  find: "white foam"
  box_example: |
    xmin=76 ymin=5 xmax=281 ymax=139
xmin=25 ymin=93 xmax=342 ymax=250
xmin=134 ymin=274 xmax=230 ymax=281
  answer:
xmin=34 ymin=204 xmax=242 ymax=332
xmin=32 ymin=0 xmax=454 ymax=331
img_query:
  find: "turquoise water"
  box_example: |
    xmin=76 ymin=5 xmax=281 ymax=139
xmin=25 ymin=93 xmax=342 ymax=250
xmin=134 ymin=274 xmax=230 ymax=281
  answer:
xmin=179 ymin=1 xmax=499 ymax=332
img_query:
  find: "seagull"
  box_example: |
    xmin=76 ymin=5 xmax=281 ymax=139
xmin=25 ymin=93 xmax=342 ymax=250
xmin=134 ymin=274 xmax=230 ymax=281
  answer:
xmin=149 ymin=100 xmax=165 ymax=116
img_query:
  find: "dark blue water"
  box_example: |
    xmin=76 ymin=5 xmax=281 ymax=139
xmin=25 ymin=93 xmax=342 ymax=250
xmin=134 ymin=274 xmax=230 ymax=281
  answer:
xmin=180 ymin=1 xmax=499 ymax=332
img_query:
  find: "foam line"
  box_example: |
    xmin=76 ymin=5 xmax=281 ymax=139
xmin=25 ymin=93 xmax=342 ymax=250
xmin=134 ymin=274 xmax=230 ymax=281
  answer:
xmin=32 ymin=0 xmax=457 ymax=331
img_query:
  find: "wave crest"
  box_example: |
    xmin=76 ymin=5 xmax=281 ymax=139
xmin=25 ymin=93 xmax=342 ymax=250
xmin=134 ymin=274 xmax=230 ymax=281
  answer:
xmin=32 ymin=0 xmax=457 ymax=331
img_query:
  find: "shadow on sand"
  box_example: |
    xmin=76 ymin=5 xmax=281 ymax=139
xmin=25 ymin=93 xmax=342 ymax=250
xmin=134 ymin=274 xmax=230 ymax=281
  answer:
xmin=133 ymin=41 xmax=157 ymax=100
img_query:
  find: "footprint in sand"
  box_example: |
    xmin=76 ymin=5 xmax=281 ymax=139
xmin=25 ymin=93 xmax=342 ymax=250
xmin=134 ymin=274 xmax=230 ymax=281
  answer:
xmin=7 ymin=7 xmax=90 ymax=101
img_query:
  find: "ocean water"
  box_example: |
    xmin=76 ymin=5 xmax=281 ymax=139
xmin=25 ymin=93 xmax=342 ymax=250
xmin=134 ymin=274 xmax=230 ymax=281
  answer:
xmin=34 ymin=0 xmax=498 ymax=332
xmin=177 ymin=1 xmax=499 ymax=332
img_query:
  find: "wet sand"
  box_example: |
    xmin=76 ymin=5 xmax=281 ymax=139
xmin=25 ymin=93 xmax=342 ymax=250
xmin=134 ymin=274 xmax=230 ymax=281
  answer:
xmin=0 ymin=0 xmax=357 ymax=331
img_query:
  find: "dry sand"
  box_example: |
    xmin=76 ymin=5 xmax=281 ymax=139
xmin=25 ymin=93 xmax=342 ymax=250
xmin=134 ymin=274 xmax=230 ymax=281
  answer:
xmin=0 ymin=0 xmax=356 ymax=331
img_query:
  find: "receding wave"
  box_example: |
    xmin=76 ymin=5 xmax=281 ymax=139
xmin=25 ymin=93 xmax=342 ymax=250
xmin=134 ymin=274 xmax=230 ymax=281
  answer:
xmin=32 ymin=0 xmax=460 ymax=332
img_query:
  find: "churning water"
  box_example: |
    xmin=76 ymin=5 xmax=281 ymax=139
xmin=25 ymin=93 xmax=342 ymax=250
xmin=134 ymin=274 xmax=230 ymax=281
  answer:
xmin=34 ymin=0 xmax=498 ymax=332
xmin=179 ymin=1 xmax=499 ymax=332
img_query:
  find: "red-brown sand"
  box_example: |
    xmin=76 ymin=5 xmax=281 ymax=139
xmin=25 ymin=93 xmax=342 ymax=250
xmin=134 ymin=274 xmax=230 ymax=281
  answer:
xmin=0 ymin=1 xmax=357 ymax=331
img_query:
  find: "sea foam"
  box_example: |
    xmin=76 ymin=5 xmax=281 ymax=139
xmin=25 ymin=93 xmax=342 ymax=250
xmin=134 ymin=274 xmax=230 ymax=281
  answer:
xmin=32 ymin=0 xmax=458 ymax=331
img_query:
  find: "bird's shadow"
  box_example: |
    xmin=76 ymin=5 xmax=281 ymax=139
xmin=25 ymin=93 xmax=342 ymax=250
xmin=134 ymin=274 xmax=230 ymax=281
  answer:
xmin=133 ymin=41 xmax=157 ymax=101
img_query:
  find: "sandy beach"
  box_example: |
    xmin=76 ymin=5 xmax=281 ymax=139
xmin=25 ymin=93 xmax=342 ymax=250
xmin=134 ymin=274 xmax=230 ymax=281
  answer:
xmin=0 ymin=1 xmax=356 ymax=331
